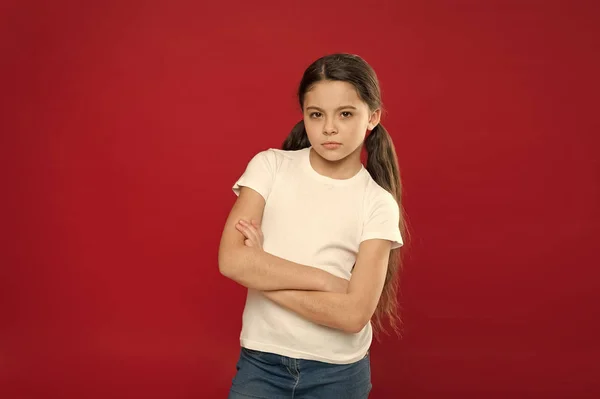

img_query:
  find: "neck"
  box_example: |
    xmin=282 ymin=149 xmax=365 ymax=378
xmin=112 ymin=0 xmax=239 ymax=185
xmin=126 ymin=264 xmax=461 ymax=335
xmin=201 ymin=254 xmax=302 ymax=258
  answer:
xmin=309 ymin=145 xmax=364 ymax=180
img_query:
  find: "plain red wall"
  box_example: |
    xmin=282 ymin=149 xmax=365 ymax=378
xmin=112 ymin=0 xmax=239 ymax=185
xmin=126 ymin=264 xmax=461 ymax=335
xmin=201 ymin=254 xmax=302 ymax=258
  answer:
xmin=1 ymin=1 xmax=599 ymax=398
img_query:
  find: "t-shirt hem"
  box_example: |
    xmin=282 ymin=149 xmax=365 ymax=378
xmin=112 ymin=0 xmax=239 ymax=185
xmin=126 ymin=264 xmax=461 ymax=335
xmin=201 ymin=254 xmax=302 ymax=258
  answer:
xmin=361 ymin=232 xmax=403 ymax=249
xmin=232 ymin=180 xmax=269 ymax=201
xmin=240 ymin=338 xmax=369 ymax=365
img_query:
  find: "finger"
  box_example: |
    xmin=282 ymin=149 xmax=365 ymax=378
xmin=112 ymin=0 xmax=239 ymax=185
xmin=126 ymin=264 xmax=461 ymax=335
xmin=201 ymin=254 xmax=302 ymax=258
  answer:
xmin=236 ymin=225 xmax=256 ymax=245
xmin=238 ymin=220 xmax=262 ymax=247
xmin=250 ymin=220 xmax=263 ymax=238
xmin=235 ymin=223 xmax=250 ymax=237
xmin=236 ymin=221 xmax=254 ymax=234
xmin=239 ymin=220 xmax=260 ymax=243
xmin=236 ymin=223 xmax=259 ymax=247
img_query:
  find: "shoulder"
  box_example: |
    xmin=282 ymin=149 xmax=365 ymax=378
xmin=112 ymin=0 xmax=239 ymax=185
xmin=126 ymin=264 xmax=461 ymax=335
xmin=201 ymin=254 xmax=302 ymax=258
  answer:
xmin=363 ymin=175 xmax=399 ymax=215
xmin=364 ymin=174 xmax=398 ymax=204
xmin=250 ymin=147 xmax=306 ymax=168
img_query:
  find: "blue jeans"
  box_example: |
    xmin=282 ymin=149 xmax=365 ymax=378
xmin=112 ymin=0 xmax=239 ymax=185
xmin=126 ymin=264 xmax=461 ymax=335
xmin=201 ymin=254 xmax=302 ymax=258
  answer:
xmin=228 ymin=347 xmax=372 ymax=398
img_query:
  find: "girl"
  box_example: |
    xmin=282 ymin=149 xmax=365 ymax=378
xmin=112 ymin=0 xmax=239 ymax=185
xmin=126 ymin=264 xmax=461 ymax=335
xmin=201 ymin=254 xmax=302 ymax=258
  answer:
xmin=218 ymin=53 xmax=406 ymax=398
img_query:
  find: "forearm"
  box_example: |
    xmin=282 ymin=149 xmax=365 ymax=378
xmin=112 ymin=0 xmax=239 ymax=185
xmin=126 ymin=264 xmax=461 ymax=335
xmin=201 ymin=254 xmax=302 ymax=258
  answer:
xmin=263 ymin=290 xmax=365 ymax=334
xmin=220 ymin=246 xmax=336 ymax=292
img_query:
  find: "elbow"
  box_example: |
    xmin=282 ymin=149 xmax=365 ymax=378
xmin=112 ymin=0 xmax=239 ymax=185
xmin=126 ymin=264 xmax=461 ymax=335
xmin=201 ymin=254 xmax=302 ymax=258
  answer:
xmin=341 ymin=308 xmax=371 ymax=334
xmin=219 ymin=263 xmax=234 ymax=278
xmin=345 ymin=319 xmax=369 ymax=334
xmin=218 ymin=246 xmax=239 ymax=278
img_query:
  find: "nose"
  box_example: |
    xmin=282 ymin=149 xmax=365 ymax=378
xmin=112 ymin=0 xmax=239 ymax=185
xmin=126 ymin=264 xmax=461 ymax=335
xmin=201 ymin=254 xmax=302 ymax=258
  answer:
xmin=323 ymin=118 xmax=338 ymax=136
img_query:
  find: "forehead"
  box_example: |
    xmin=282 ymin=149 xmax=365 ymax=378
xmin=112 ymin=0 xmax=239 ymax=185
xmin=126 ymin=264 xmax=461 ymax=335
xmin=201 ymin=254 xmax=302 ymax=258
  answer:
xmin=304 ymin=80 xmax=364 ymax=108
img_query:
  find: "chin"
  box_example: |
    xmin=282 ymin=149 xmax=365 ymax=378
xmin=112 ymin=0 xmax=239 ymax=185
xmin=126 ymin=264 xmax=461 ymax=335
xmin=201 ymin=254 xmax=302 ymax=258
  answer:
xmin=316 ymin=148 xmax=347 ymax=162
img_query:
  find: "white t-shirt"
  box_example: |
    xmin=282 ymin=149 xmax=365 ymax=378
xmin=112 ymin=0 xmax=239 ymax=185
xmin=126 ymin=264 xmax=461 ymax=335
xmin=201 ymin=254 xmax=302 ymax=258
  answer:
xmin=231 ymin=146 xmax=403 ymax=364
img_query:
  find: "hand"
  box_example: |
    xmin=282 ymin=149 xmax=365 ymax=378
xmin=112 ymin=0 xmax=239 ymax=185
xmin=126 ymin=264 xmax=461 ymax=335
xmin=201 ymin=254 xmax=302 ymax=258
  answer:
xmin=235 ymin=219 xmax=264 ymax=250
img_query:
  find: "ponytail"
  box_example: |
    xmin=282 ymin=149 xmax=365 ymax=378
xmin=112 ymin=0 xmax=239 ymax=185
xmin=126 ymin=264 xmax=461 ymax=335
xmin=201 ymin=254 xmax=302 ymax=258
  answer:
xmin=282 ymin=120 xmax=311 ymax=151
xmin=365 ymin=123 xmax=407 ymax=337
xmin=364 ymin=124 xmax=401 ymax=201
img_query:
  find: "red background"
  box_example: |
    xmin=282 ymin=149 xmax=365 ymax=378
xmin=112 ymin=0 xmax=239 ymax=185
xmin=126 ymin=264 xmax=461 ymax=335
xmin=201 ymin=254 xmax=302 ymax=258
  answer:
xmin=1 ymin=1 xmax=599 ymax=398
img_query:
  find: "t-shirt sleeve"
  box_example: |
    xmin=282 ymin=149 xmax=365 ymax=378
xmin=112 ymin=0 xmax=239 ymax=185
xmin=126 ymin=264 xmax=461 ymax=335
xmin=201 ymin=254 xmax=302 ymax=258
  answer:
xmin=232 ymin=149 xmax=277 ymax=201
xmin=360 ymin=191 xmax=404 ymax=249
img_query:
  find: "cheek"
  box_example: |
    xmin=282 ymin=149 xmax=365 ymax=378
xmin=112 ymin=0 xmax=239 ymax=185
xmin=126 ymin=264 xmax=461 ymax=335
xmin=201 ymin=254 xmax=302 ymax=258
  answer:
xmin=346 ymin=119 xmax=368 ymax=133
xmin=303 ymin=118 xmax=321 ymax=135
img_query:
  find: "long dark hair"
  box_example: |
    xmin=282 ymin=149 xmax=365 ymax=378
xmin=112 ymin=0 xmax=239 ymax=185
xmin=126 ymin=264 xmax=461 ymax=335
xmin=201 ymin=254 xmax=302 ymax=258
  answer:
xmin=282 ymin=53 xmax=408 ymax=336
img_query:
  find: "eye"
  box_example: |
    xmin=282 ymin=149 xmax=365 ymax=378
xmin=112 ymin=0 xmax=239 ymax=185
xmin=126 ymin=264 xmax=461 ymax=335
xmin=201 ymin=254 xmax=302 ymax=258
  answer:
xmin=309 ymin=112 xmax=322 ymax=118
xmin=341 ymin=111 xmax=353 ymax=118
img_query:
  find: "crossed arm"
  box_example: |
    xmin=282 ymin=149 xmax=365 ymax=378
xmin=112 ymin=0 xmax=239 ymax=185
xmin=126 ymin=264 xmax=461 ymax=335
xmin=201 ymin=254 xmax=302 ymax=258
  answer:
xmin=261 ymin=237 xmax=391 ymax=334
xmin=218 ymin=187 xmax=392 ymax=334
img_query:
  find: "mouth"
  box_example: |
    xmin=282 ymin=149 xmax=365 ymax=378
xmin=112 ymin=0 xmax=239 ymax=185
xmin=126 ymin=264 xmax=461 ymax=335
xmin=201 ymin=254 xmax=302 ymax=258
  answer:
xmin=322 ymin=142 xmax=342 ymax=150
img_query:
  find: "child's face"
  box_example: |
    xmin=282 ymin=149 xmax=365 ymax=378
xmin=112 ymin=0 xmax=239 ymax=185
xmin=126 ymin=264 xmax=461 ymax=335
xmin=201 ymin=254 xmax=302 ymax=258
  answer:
xmin=303 ymin=80 xmax=380 ymax=162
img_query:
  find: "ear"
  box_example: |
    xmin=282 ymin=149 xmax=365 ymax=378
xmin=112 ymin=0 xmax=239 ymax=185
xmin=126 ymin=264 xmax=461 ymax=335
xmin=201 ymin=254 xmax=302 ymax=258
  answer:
xmin=367 ymin=109 xmax=381 ymax=131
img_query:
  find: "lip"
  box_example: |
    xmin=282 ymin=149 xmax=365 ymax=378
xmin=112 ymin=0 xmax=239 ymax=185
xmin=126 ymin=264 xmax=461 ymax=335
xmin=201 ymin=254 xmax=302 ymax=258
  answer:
xmin=322 ymin=142 xmax=342 ymax=149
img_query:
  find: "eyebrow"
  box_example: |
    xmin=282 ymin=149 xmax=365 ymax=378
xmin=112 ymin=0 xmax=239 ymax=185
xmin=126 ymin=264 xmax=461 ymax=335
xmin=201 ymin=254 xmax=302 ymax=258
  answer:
xmin=305 ymin=105 xmax=358 ymax=112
